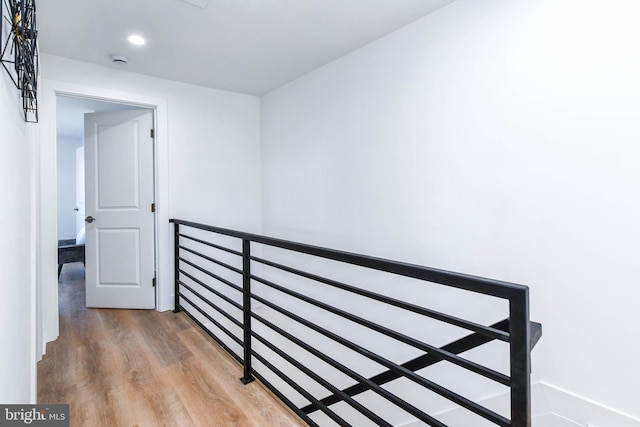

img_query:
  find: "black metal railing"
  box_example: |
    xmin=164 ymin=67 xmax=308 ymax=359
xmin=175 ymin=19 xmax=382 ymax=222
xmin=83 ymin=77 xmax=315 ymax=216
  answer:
xmin=170 ymin=219 xmax=541 ymax=427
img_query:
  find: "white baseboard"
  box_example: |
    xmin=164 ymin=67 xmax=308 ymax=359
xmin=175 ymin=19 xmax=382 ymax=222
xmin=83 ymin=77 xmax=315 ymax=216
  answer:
xmin=396 ymin=382 xmax=640 ymax=427
xmin=532 ymin=413 xmax=582 ymax=427
xmin=536 ymin=381 xmax=640 ymax=427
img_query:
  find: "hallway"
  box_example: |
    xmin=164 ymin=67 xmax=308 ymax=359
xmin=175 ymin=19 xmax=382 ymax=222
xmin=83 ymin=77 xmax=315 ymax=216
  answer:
xmin=37 ymin=263 xmax=304 ymax=427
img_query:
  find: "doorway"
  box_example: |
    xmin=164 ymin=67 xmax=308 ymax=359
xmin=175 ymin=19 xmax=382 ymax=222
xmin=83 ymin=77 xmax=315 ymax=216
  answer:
xmin=34 ymin=80 xmax=171 ymax=402
xmin=56 ymin=96 xmax=155 ymax=308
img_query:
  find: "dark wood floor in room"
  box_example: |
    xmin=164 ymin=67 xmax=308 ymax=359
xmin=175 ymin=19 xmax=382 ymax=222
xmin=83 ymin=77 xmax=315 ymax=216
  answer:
xmin=38 ymin=263 xmax=305 ymax=427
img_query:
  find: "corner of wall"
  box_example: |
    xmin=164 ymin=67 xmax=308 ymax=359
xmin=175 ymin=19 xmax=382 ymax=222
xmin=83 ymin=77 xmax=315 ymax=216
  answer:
xmin=537 ymin=382 xmax=640 ymax=427
xmin=395 ymin=382 xmax=640 ymax=427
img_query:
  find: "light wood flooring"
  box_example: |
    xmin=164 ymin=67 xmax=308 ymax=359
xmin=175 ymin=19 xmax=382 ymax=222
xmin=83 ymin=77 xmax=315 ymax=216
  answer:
xmin=38 ymin=263 xmax=305 ymax=427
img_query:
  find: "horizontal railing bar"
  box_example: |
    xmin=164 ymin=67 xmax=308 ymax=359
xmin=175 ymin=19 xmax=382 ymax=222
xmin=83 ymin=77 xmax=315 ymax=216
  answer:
xmin=303 ymin=319 xmax=510 ymax=418
xmin=251 ymin=350 xmax=350 ymax=427
xmin=170 ymin=219 xmax=527 ymax=299
xmin=172 ymin=219 xmax=537 ymax=426
xmin=179 ymin=257 xmax=243 ymax=293
xmin=250 ymin=370 xmax=320 ymax=427
xmin=251 ymin=255 xmax=509 ymax=342
xmin=251 ymin=293 xmax=504 ymax=426
xmin=180 ymin=245 xmax=243 ymax=275
xmin=179 ymin=292 xmax=243 ymax=346
xmin=179 ymin=281 xmax=243 ymax=329
xmin=180 ymin=270 xmax=243 ymax=312
xmin=178 ymin=299 xmax=243 ymax=363
xmin=251 ymin=310 xmax=446 ymax=427
xmin=251 ymin=330 xmax=393 ymax=427
xmin=251 ymin=273 xmax=510 ymax=386
xmin=179 ymin=232 xmax=243 ymax=257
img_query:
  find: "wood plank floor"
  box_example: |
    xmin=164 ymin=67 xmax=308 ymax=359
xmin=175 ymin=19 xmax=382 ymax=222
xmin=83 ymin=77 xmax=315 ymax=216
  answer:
xmin=38 ymin=263 xmax=306 ymax=427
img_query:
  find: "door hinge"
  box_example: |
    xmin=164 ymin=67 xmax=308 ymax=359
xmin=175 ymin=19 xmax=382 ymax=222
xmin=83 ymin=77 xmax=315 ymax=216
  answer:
xmin=150 ymin=129 xmax=155 ymax=138
xmin=151 ymin=203 xmax=156 ymax=213
xmin=152 ymin=276 xmax=157 ymax=287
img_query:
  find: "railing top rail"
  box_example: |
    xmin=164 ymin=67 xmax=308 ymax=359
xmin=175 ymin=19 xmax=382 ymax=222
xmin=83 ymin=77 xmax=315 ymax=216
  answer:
xmin=170 ymin=219 xmax=528 ymax=300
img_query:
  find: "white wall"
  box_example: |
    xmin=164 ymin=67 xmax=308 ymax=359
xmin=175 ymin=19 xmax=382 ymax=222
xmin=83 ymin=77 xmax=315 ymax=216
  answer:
xmin=0 ymin=54 xmax=37 ymax=401
xmin=38 ymin=54 xmax=261 ymax=344
xmin=261 ymin=0 xmax=640 ymax=422
xmin=56 ymin=136 xmax=82 ymax=240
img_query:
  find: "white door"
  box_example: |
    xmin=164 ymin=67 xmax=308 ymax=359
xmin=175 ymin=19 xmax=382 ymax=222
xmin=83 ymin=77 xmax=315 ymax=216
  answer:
xmin=84 ymin=109 xmax=155 ymax=309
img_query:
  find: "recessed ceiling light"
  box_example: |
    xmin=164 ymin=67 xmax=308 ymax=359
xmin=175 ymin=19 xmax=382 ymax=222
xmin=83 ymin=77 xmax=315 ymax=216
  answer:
xmin=128 ymin=35 xmax=146 ymax=46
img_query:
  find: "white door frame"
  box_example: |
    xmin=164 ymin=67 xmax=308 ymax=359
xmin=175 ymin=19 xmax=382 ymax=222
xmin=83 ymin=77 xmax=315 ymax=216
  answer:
xmin=37 ymin=79 xmax=171 ymax=355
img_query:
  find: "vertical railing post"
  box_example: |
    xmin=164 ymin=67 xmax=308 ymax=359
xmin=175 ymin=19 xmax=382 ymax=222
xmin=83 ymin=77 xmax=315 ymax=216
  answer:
xmin=509 ymin=289 xmax=531 ymax=427
xmin=240 ymin=238 xmax=255 ymax=384
xmin=172 ymin=222 xmax=181 ymax=313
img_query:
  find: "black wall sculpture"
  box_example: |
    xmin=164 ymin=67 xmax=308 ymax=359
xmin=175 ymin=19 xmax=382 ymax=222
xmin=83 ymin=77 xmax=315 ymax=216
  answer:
xmin=1 ymin=0 xmax=38 ymax=123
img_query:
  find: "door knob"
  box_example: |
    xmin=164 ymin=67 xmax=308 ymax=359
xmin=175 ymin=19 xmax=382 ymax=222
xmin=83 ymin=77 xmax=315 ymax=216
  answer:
xmin=74 ymin=207 xmax=79 ymax=211
xmin=85 ymin=216 xmax=96 ymax=223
